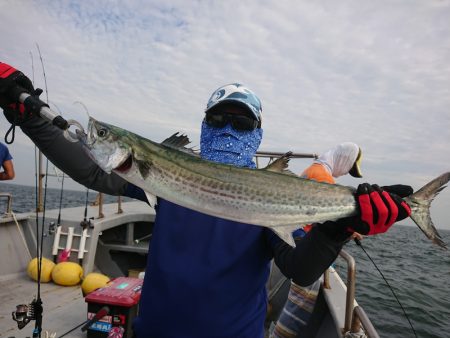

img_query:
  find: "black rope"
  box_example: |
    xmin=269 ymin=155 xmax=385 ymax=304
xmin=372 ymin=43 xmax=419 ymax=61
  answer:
xmin=354 ymin=239 xmax=418 ymax=338
xmin=4 ymin=120 xmax=16 ymax=144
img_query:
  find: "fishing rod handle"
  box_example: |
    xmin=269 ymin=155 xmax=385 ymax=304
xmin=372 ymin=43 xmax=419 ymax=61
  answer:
xmin=18 ymin=92 xmax=69 ymax=130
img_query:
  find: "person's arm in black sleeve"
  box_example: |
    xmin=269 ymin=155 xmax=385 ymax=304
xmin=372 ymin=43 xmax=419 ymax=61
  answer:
xmin=269 ymin=223 xmax=346 ymax=286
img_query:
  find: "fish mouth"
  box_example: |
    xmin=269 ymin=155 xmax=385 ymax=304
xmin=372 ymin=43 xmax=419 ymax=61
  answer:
xmin=115 ymin=154 xmax=133 ymax=173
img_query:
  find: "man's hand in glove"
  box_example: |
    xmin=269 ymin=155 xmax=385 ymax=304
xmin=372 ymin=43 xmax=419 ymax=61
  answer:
xmin=0 ymin=62 xmax=37 ymax=125
xmin=319 ymin=184 xmax=412 ymax=241
xmin=349 ymin=183 xmax=412 ymax=235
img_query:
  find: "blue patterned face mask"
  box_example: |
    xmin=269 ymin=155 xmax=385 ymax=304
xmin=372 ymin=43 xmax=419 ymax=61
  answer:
xmin=200 ymin=120 xmax=263 ymax=168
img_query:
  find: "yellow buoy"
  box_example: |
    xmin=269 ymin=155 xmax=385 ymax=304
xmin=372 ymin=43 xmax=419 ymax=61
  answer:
xmin=52 ymin=262 xmax=84 ymax=286
xmin=27 ymin=257 xmax=55 ymax=283
xmin=81 ymin=272 xmax=110 ymax=296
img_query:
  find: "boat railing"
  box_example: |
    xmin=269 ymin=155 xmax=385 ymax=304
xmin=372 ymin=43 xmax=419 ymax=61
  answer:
xmin=254 ymin=150 xmax=318 ymax=167
xmin=351 ymin=306 xmax=380 ymax=338
xmin=90 ymin=193 xmax=124 ymax=219
xmin=324 ymin=250 xmax=380 ymax=338
xmin=0 ymin=192 xmax=13 ymax=216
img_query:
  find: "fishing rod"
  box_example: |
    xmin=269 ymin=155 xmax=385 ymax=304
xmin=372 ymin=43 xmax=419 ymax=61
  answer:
xmin=4 ymin=52 xmax=88 ymax=336
xmin=9 ymin=47 xmax=67 ymax=338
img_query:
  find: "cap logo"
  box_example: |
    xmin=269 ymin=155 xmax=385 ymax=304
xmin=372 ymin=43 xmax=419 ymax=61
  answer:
xmin=212 ymin=89 xmax=225 ymax=102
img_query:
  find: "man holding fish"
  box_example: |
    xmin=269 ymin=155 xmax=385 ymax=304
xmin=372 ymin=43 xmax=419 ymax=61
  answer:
xmin=0 ymin=63 xmax=417 ymax=338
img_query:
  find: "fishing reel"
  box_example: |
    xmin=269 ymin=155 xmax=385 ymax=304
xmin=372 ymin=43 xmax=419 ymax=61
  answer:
xmin=80 ymin=217 xmax=95 ymax=230
xmin=11 ymin=298 xmax=42 ymax=330
xmin=48 ymin=221 xmax=56 ymax=235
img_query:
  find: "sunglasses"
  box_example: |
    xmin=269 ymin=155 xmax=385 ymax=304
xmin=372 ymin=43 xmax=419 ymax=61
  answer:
xmin=204 ymin=111 xmax=259 ymax=131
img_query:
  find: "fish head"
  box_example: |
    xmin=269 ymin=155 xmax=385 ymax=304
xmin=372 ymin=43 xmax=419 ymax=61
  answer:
xmin=81 ymin=117 xmax=133 ymax=174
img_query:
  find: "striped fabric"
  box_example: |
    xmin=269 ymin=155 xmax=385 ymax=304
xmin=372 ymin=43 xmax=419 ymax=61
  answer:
xmin=271 ymin=279 xmax=321 ymax=338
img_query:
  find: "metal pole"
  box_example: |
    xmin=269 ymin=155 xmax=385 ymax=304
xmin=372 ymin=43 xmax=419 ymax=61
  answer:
xmin=339 ymin=249 xmax=356 ymax=333
xmin=117 ymin=196 xmax=123 ymax=214
xmin=98 ymin=193 xmax=104 ymax=219
xmin=352 ymin=306 xmax=380 ymax=338
xmin=323 ymin=268 xmax=330 ymax=289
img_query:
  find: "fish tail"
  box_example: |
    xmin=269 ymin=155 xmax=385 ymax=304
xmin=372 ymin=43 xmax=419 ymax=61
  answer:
xmin=404 ymin=172 xmax=450 ymax=249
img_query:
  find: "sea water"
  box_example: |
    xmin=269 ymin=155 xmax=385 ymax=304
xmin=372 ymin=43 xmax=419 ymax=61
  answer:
xmin=335 ymin=226 xmax=450 ymax=338
xmin=1 ymin=182 xmax=449 ymax=338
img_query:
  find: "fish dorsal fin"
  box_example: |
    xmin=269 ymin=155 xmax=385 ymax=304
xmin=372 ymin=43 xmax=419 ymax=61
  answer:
xmin=264 ymin=152 xmax=296 ymax=176
xmin=161 ymin=132 xmax=191 ymax=148
xmin=161 ymin=132 xmax=199 ymax=157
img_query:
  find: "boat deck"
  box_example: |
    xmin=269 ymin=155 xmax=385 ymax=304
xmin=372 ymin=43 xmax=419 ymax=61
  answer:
xmin=0 ymin=276 xmax=86 ymax=337
xmin=0 ymin=201 xmax=153 ymax=338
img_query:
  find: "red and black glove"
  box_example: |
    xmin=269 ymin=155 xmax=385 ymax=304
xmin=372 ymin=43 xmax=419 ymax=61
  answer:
xmin=318 ymin=184 xmax=412 ymax=241
xmin=348 ymin=183 xmax=412 ymax=235
xmin=0 ymin=62 xmax=35 ymax=103
xmin=0 ymin=62 xmax=39 ymax=126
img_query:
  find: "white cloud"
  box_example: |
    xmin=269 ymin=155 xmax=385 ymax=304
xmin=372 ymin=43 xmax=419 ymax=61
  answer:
xmin=0 ymin=0 xmax=449 ymax=230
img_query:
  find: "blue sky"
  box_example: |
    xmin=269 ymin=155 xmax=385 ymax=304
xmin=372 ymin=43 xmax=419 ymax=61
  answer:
xmin=1 ymin=0 xmax=449 ymax=230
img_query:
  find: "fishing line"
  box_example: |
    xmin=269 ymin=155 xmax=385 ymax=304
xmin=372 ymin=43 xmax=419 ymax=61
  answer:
xmin=36 ymin=43 xmax=49 ymax=103
xmin=30 ymin=51 xmax=35 ymax=85
xmin=354 ymin=239 xmax=418 ymax=338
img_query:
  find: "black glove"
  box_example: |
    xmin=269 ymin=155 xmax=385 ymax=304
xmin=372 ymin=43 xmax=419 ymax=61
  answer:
xmin=319 ymin=183 xmax=413 ymax=241
xmin=381 ymin=184 xmax=413 ymax=198
xmin=0 ymin=62 xmax=36 ymax=126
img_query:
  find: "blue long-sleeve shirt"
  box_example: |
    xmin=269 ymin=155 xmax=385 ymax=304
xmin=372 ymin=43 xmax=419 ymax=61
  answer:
xmin=133 ymin=198 xmax=274 ymax=337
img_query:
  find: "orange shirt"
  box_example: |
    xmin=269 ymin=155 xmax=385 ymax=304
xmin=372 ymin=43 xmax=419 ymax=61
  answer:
xmin=300 ymin=163 xmax=335 ymax=184
xmin=300 ymin=163 xmax=335 ymax=232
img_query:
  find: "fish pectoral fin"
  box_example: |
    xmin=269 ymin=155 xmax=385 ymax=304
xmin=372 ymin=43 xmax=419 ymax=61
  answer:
xmin=161 ymin=132 xmax=199 ymax=157
xmin=272 ymin=224 xmax=301 ymax=247
xmin=135 ymin=158 xmax=152 ymax=179
xmin=144 ymin=191 xmax=157 ymax=208
xmin=264 ymin=152 xmax=296 ymax=176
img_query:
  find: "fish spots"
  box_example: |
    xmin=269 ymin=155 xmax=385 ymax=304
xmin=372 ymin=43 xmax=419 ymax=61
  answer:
xmin=305 ymin=209 xmax=317 ymax=216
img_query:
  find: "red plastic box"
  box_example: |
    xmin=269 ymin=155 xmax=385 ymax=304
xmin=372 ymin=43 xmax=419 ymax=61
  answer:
xmin=85 ymin=277 xmax=143 ymax=338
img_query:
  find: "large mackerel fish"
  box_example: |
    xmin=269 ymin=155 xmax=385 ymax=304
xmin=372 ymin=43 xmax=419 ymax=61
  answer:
xmin=79 ymin=117 xmax=449 ymax=249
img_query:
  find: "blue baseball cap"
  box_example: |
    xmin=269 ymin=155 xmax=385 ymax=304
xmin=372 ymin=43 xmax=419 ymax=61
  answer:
xmin=205 ymin=83 xmax=262 ymax=122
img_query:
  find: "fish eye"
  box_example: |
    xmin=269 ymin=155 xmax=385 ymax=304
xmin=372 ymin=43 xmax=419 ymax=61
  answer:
xmin=98 ymin=128 xmax=108 ymax=138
